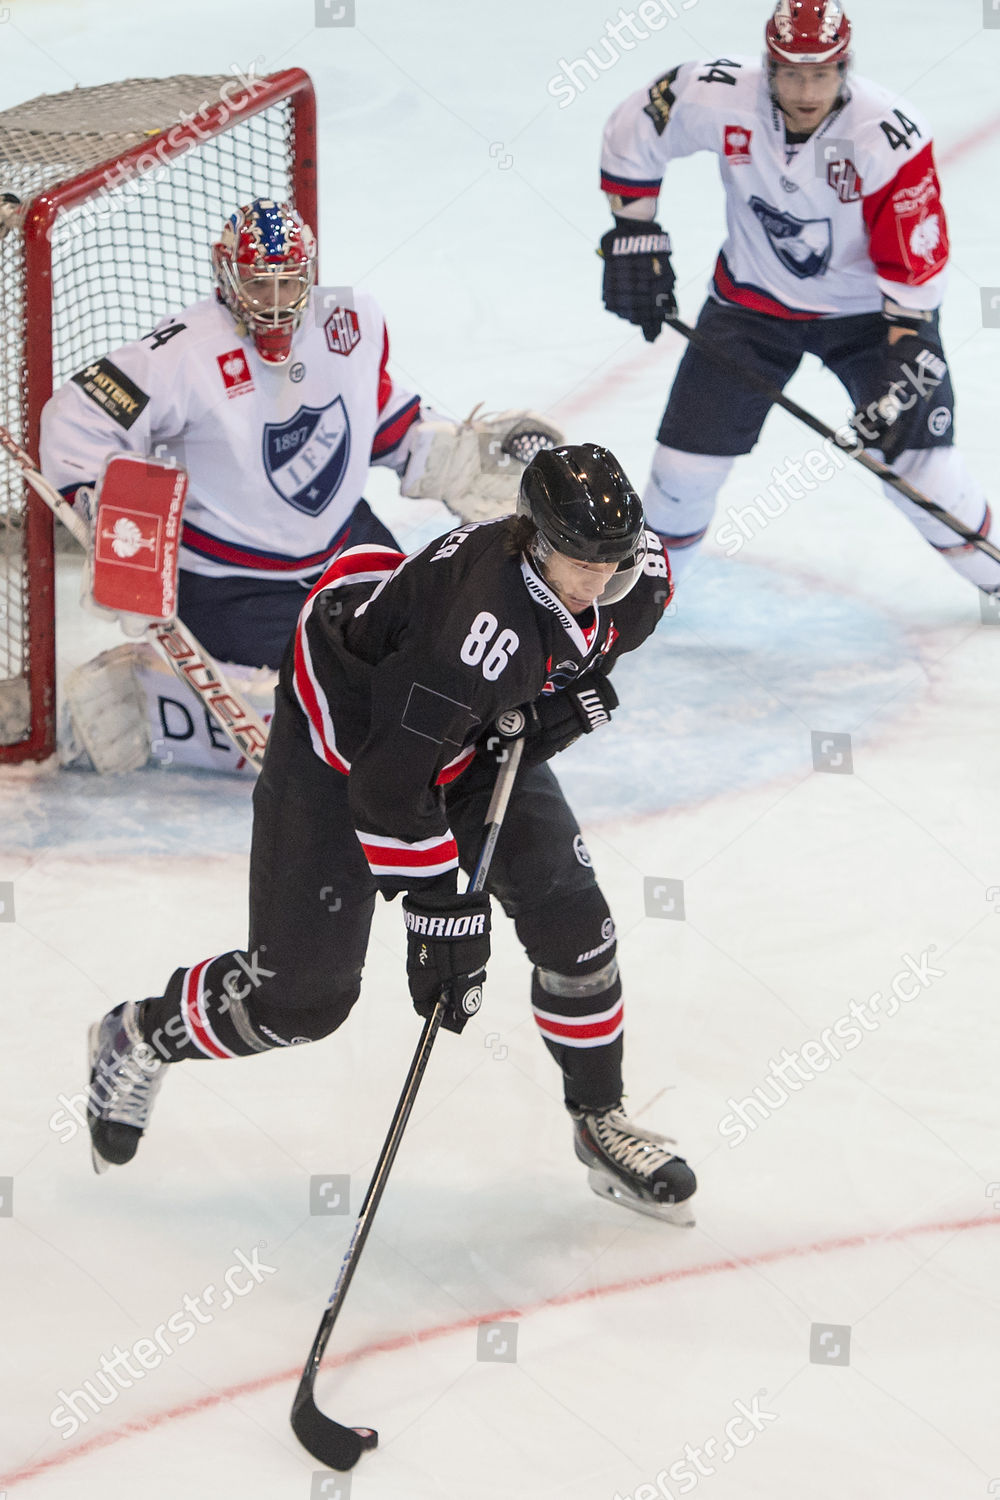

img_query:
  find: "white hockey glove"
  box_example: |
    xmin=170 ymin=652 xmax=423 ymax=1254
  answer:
xmin=400 ymin=405 xmax=563 ymax=523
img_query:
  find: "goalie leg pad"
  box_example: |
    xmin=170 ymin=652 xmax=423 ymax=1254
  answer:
xmin=60 ymin=642 xmax=276 ymax=775
xmin=61 ymin=643 xmax=153 ymax=774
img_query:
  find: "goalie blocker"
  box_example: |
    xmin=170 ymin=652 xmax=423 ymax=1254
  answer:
xmin=89 ymin=453 xmax=187 ymax=626
xmin=64 ymin=454 xmax=271 ymax=773
xmin=66 ymin=414 xmax=564 ymax=773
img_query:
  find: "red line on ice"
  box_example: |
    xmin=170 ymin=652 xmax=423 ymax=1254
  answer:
xmin=5 ymin=1211 xmax=999 ymax=1487
xmin=8 ymin=100 xmax=1000 ymax=1500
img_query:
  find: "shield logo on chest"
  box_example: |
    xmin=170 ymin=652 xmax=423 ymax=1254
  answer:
xmin=749 ymin=196 xmax=833 ymax=280
xmin=262 ymin=397 xmax=351 ymax=516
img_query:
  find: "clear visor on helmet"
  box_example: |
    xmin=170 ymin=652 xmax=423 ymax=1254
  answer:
xmin=530 ymin=527 xmax=648 ymax=609
xmin=234 ymin=267 xmax=313 ymax=327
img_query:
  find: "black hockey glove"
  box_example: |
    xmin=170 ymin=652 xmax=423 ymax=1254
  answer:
xmin=402 ymin=889 xmax=491 ymax=1034
xmin=600 ymin=218 xmax=676 ymax=342
xmin=496 ymin=676 xmax=619 ymax=767
xmin=851 ymin=330 xmax=948 ymax=464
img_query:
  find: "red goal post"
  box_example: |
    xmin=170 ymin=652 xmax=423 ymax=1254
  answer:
xmin=0 ymin=67 xmax=317 ymax=763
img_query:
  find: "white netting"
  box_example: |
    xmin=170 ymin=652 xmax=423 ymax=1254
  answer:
xmin=0 ymin=75 xmax=298 ymax=749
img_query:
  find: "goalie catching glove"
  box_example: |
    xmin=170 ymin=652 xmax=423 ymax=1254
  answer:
xmin=400 ymin=405 xmax=563 ymax=523
xmin=402 ymin=888 xmax=492 ymax=1033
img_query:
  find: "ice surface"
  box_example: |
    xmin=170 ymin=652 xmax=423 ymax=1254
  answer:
xmin=2 ymin=2 xmax=999 ymax=1497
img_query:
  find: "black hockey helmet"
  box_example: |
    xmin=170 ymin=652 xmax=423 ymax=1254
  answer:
xmin=517 ymin=443 xmax=647 ymax=605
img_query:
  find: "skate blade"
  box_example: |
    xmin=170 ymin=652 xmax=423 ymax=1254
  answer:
xmin=587 ymin=1167 xmax=696 ymax=1227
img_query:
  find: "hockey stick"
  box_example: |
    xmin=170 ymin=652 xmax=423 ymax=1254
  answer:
xmin=290 ymin=732 xmax=526 ymax=1471
xmin=663 ymin=314 xmax=1000 ymax=566
xmin=0 ymin=425 xmax=269 ymax=769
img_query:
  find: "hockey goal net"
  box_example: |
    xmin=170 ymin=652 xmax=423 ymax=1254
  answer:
xmin=0 ymin=68 xmax=317 ymax=762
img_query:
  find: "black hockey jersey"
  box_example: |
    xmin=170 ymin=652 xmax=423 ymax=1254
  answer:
xmin=285 ymin=518 xmax=670 ymax=889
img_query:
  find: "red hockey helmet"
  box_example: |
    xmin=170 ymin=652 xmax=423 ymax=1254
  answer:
xmin=212 ymin=199 xmax=317 ymax=365
xmin=765 ymin=0 xmax=851 ymax=66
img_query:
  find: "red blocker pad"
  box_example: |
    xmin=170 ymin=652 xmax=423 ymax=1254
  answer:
xmin=91 ymin=454 xmax=188 ymax=620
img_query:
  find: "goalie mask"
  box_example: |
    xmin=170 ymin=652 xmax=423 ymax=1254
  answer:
xmin=212 ymin=199 xmax=317 ymax=365
xmin=518 ymin=444 xmax=647 ymax=607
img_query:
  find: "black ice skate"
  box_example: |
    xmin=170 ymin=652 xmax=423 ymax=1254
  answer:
xmin=570 ymin=1103 xmax=697 ymax=1226
xmin=87 ymin=1001 xmax=165 ymax=1174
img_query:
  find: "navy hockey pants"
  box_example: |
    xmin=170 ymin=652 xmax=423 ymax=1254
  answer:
xmin=658 ymin=296 xmax=955 ymax=457
xmin=177 ymin=499 xmax=400 ymax=670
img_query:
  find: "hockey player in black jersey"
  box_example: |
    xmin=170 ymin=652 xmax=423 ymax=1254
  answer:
xmin=85 ymin=443 xmax=697 ymax=1223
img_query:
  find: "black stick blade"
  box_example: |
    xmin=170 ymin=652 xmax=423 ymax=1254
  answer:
xmin=291 ymin=1389 xmax=378 ymax=1471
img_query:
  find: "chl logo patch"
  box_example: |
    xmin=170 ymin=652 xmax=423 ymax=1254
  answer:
xmin=217 ymin=348 xmax=254 ymax=398
xmin=724 ymin=125 xmax=752 ymax=164
xmin=827 ymin=157 xmax=862 ymax=203
xmin=262 ymin=397 xmax=351 ymax=516
xmin=325 ymin=306 xmax=361 ymax=356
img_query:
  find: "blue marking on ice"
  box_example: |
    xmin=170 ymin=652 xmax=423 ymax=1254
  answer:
xmin=554 ymin=559 xmax=917 ymax=822
xmin=0 ymin=763 xmax=255 ymax=857
xmin=0 ymin=562 xmax=914 ymax=855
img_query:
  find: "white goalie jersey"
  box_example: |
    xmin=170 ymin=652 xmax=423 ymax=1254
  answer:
xmin=40 ymin=289 xmax=422 ymax=582
xmin=601 ymin=56 xmax=949 ymax=319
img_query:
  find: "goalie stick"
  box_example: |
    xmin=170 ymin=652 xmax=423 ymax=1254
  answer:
xmin=0 ymin=426 xmax=269 ymax=770
xmin=290 ymin=730 xmax=526 ymax=1472
xmin=663 ymin=315 xmax=1000 ymax=567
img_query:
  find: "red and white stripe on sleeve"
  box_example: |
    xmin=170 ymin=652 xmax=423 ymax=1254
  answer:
xmin=370 ymin=320 xmax=421 ymax=466
xmin=356 ymin=829 xmax=459 ymax=880
xmin=292 ymin=544 xmax=405 ymax=771
xmin=862 ymin=141 xmax=949 ymax=297
xmin=532 ymin=994 xmax=624 ymax=1049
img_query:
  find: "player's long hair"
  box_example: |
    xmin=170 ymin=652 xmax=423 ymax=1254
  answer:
xmin=502 ymin=514 xmax=537 ymax=558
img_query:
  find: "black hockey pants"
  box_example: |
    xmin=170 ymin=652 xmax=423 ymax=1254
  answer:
xmin=138 ymin=686 xmax=625 ymax=1109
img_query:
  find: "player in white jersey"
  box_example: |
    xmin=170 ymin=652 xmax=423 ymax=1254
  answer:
xmin=599 ymin=0 xmax=1000 ymax=595
xmin=41 ymin=200 xmax=558 ymax=771
xmin=41 ymin=199 xmax=558 ymax=672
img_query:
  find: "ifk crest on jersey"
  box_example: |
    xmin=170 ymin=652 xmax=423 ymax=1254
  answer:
xmin=262 ymin=397 xmax=351 ymax=515
xmin=749 ymin=196 xmax=833 ymax=280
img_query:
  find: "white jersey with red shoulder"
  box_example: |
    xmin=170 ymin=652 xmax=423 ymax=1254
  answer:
xmin=601 ymin=56 xmax=948 ymax=319
xmin=39 ymin=288 xmax=421 ymax=581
